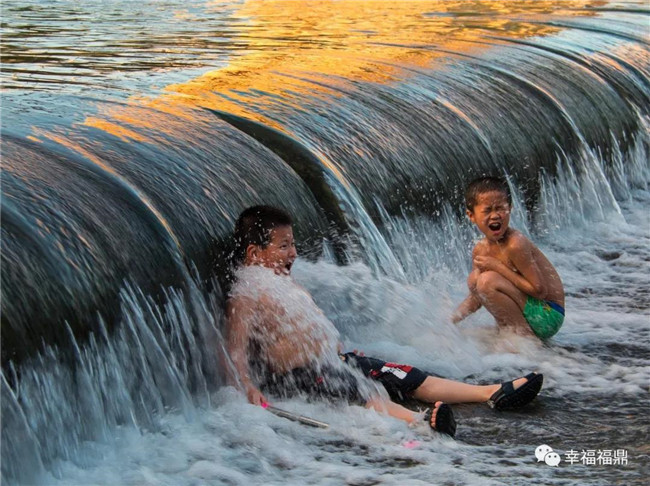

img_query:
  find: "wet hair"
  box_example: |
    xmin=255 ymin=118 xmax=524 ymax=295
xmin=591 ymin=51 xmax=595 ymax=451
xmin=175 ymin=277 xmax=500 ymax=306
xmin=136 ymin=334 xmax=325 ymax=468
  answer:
xmin=232 ymin=205 xmax=293 ymax=266
xmin=465 ymin=176 xmax=512 ymax=211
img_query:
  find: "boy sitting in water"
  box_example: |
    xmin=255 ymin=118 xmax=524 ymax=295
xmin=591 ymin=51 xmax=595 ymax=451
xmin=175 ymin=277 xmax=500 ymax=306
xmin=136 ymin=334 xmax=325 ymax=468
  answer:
xmin=225 ymin=206 xmax=544 ymax=437
xmin=452 ymin=177 xmax=565 ymax=339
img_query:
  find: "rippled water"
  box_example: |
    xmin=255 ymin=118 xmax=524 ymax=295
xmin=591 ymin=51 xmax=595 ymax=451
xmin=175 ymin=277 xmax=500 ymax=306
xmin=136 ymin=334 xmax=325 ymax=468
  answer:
xmin=2 ymin=0 xmax=241 ymax=92
xmin=5 ymin=1 xmax=648 ymax=107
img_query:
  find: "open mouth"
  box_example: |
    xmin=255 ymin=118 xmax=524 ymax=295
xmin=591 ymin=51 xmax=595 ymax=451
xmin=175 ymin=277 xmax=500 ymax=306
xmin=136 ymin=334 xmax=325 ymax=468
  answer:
xmin=283 ymin=262 xmax=293 ymax=274
xmin=488 ymin=222 xmax=502 ymax=231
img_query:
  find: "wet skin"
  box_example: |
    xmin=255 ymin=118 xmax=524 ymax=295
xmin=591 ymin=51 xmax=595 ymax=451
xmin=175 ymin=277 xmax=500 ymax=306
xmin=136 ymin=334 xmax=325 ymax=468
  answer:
xmin=226 ymin=223 xmax=541 ymax=430
xmin=239 ymin=226 xmax=332 ymax=373
xmin=454 ymin=191 xmax=564 ymax=334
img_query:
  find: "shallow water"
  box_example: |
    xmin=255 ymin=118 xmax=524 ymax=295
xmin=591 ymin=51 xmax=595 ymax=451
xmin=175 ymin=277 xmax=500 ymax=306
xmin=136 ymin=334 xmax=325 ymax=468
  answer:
xmin=6 ymin=150 xmax=648 ymax=486
xmin=22 ymin=183 xmax=648 ymax=486
xmin=2 ymin=1 xmax=649 ymax=485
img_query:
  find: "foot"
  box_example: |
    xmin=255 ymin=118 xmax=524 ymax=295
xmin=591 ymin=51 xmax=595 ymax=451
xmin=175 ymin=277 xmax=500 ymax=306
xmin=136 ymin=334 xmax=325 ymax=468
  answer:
xmin=484 ymin=375 xmax=528 ymax=399
xmin=424 ymin=401 xmax=457 ymax=437
xmin=487 ymin=372 xmax=543 ymax=410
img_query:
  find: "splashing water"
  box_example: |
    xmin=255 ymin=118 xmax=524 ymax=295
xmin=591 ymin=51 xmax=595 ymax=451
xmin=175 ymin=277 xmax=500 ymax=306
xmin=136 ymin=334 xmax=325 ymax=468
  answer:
xmin=2 ymin=1 xmax=649 ymax=484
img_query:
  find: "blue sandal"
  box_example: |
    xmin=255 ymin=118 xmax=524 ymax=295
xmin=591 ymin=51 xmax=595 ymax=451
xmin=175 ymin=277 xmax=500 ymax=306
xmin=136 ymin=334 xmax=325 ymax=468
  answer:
xmin=487 ymin=372 xmax=543 ymax=411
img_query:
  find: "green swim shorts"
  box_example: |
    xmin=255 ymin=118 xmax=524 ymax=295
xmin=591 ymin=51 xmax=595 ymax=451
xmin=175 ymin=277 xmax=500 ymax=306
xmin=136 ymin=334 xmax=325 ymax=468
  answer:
xmin=523 ymin=297 xmax=565 ymax=339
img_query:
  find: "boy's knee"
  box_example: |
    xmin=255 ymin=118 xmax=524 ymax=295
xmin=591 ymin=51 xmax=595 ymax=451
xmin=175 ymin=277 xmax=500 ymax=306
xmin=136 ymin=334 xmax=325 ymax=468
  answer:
xmin=476 ymin=271 xmax=501 ymax=295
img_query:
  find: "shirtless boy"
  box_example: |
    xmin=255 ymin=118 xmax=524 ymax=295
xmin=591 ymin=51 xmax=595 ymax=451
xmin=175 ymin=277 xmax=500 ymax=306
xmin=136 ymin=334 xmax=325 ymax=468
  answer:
xmin=226 ymin=206 xmax=544 ymax=437
xmin=452 ymin=177 xmax=565 ymax=339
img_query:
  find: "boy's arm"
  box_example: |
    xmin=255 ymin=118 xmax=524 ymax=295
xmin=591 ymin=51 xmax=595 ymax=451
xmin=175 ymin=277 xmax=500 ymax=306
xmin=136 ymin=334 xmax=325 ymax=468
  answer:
xmin=474 ymin=237 xmax=547 ymax=299
xmin=452 ymin=250 xmax=483 ymax=324
xmin=225 ymin=296 xmax=267 ymax=406
xmin=451 ymin=292 xmax=482 ymax=324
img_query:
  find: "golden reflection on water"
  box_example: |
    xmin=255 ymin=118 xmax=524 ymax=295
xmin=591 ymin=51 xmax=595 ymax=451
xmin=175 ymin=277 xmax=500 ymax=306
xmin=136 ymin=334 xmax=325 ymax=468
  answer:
xmin=83 ymin=0 xmax=607 ymax=140
xmin=83 ymin=118 xmax=150 ymax=144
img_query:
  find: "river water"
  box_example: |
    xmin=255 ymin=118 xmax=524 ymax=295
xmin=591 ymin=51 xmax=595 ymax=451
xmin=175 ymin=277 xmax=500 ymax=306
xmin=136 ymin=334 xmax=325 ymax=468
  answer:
xmin=2 ymin=1 xmax=649 ymax=484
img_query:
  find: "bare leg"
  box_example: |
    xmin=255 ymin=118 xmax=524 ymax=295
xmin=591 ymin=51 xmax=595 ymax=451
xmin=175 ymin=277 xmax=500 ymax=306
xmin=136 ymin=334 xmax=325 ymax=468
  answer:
xmin=413 ymin=375 xmax=529 ymax=404
xmin=475 ymin=271 xmax=533 ymax=336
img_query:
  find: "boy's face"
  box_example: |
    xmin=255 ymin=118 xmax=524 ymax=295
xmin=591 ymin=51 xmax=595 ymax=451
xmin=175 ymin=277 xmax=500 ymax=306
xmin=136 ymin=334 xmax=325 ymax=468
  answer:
xmin=246 ymin=225 xmax=297 ymax=275
xmin=467 ymin=191 xmax=511 ymax=242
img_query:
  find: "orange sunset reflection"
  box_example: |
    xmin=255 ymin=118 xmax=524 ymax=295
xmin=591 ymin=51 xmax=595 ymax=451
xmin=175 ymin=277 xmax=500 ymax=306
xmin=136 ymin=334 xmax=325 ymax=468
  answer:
xmin=80 ymin=0 xmax=607 ymax=141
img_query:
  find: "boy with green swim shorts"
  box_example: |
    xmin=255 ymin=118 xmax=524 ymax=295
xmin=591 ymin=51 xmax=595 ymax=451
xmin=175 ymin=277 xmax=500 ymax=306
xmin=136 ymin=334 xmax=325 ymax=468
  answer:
xmin=451 ymin=177 xmax=565 ymax=339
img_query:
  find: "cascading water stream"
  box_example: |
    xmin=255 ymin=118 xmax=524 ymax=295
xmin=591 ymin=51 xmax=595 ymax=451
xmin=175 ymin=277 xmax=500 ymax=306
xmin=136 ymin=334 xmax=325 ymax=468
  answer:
xmin=2 ymin=1 xmax=649 ymax=484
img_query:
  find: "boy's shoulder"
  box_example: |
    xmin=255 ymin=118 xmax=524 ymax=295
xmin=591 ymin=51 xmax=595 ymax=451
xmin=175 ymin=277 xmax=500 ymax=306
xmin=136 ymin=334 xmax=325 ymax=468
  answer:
xmin=229 ymin=266 xmax=288 ymax=309
xmin=228 ymin=284 xmax=275 ymax=306
xmin=226 ymin=293 xmax=257 ymax=313
xmin=472 ymin=238 xmax=487 ymax=254
xmin=498 ymin=230 xmax=543 ymax=263
xmin=472 ymin=229 xmax=536 ymax=254
xmin=504 ymin=229 xmax=537 ymax=252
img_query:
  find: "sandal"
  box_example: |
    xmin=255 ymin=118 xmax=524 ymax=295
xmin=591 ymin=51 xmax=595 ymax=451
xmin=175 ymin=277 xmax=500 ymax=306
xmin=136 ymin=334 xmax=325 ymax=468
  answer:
xmin=487 ymin=372 xmax=543 ymax=411
xmin=424 ymin=403 xmax=457 ymax=437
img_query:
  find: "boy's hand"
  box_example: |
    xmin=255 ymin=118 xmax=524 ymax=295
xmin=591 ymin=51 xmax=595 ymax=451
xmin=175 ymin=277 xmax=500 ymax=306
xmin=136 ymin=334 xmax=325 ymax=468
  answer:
xmin=452 ymin=293 xmax=482 ymax=324
xmin=246 ymin=385 xmax=267 ymax=406
xmin=473 ymin=255 xmax=502 ymax=272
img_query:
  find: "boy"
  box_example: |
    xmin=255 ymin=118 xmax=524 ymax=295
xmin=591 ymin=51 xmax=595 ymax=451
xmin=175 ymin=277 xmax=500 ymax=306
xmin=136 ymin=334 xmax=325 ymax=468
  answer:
xmin=225 ymin=206 xmax=544 ymax=437
xmin=452 ymin=177 xmax=565 ymax=339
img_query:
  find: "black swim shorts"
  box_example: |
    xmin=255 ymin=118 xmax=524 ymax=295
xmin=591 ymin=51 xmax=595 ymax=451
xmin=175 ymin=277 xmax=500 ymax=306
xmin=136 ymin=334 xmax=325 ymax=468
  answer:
xmin=260 ymin=364 xmax=368 ymax=405
xmin=259 ymin=354 xmax=429 ymax=405
xmin=341 ymin=352 xmax=428 ymax=402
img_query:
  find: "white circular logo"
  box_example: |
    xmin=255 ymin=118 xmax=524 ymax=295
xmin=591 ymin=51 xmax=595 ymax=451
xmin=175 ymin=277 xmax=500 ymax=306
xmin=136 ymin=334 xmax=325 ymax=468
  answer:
xmin=535 ymin=444 xmax=553 ymax=462
xmin=535 ymin=445 xmax=561 ymax=466
xmin=545 ymin=452 xmax=561 ymax=467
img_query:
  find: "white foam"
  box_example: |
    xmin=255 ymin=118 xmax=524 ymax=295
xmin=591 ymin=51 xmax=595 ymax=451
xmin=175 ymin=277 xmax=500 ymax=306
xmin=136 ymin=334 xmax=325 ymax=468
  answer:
xmin=9 ymin=131 xmax=650 ymax=486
